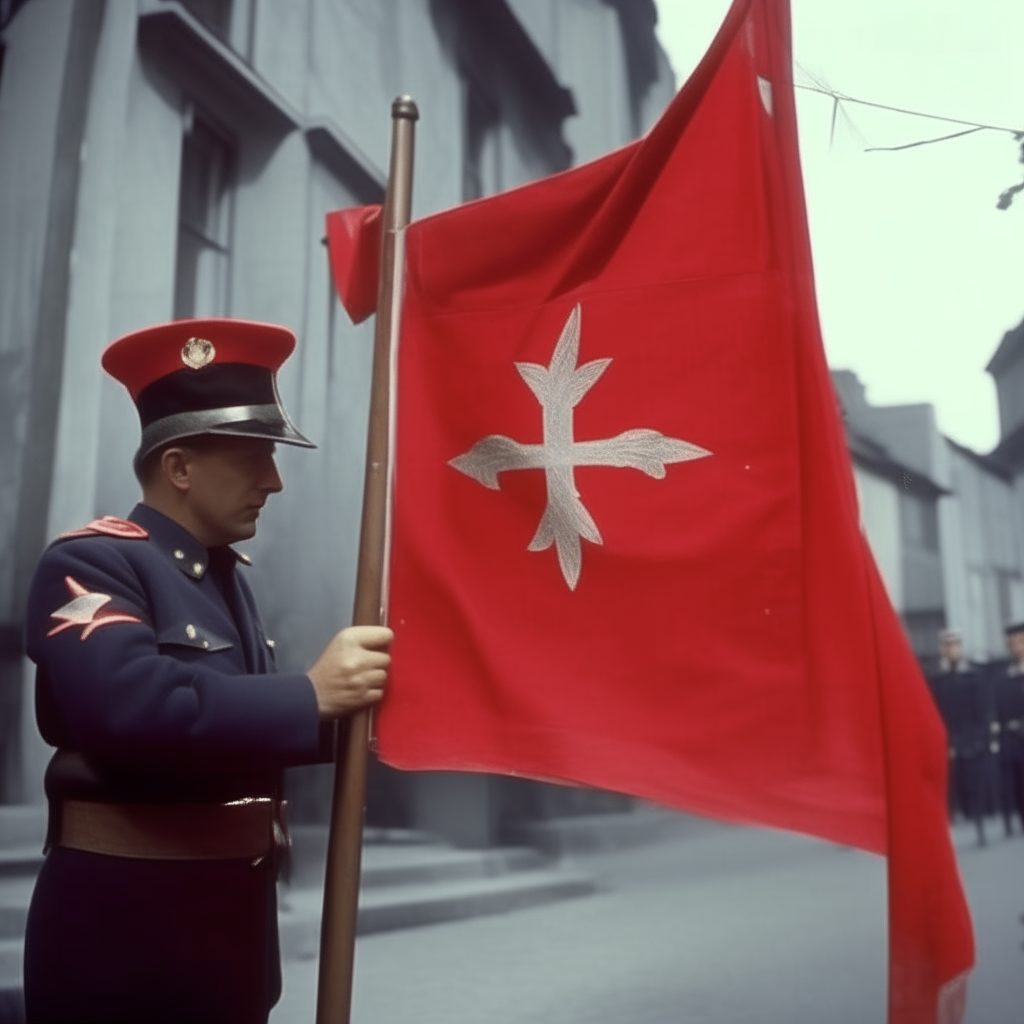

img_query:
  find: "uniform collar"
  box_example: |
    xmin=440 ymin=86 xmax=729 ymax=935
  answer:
xmin=128 ymin=504 xmax=253 ymax=576
xmin=938 ymin=658 xmax=970 ymax=674
xmin=129 ymin=503 xmax=212 ymax=580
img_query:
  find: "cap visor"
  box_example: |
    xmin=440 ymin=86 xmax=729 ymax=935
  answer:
xmin=205 ymin=418 xmax=317 ymax=449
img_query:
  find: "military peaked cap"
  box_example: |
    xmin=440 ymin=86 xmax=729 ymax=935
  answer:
xmin=102 ymin=318 xmax=315 ymax=469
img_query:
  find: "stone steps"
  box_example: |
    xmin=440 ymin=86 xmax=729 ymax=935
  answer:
xmin=0 ymin=884 xmax=31 ymax=1003
xmin=0 ymin=938 xmax=23 ymax=1001
xmin=505 ymin=804 xmax=696 ymax=856
xmin=0 ymin=808 xmax=43 ymax=998
xmin=279 ymin=838 xmax=596 ymax=961
xmin=361 ymin=842 xmax=549 ymax=887
xmin=0 ymin=849 xmax=43 ymax=882
xmin=0 ymin=809 xmax=45 ymax=852
xmin=0 ymin=881 xmax=34 ymax=942
xmin=0 ymin=811 xmax=600 ymax=988
xmin=0 ymin=880 xmax=33 ymax=993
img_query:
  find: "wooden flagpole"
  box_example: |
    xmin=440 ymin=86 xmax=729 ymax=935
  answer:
xmin=315 ymin=95 xmax=418 ymax=1024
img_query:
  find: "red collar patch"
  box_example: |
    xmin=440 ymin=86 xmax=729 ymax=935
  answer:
xmin=59 ymin=517 xmax=149 ymax=541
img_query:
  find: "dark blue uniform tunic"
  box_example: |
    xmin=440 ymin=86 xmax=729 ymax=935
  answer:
xmin=927 ymin=666 xmax=995 ymax=833
xmin=23 ymin=504 xmax=324 ymax=1024
xmin=992 ymin=662 xmax=1024 ymax=834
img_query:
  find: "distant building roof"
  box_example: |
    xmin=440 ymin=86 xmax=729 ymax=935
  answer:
xmin=985 ymin=317 xmax=1024 ymax=376
xmin=831 ymin=370 xmax=948 ymax=497
xmin=945 ymin=436 xmax=1013 ymax=482
xmin=845 ymin=422 xmax=949 ymax=497
xmin=989 ymin=420 xmax=1024 ymax=473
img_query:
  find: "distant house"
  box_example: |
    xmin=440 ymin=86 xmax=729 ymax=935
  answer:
xmin=941 ymin=438 xmax=1023 ymax=661
xmin=832 ymin=371 xmax=949 ymax=668
xmin=832 ymin=339 xmax=1024 ymax=673
xmin=987 ymin=318 xmax=1024 ymax=472
xmin=980 ymin=317 xmax=1024 ymax=640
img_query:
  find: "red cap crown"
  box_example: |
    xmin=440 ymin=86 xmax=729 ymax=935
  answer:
xmin=102 ymin=318 xmax=296 ymax=401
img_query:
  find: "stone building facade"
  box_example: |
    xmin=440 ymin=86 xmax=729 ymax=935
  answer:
xmin=0 ymin=0 xmax=673 ymax=843
xmin=2 ymin=0 xmax=1021 ymax=846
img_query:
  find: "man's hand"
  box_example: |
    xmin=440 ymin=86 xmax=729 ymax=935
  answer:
xmin=307 ymin=625 xmax=393 ymax=719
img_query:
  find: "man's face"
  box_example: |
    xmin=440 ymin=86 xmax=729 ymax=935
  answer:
xmin=939 ymin=636 xmax=962 ymax=664
xmin=1007 ymin=630 xmax=1024 ymax=664
xmin=179 ymin=437 xmax=284 ymax=547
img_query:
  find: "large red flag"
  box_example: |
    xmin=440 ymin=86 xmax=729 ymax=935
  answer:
xmin=327 ymin=0 xmax=973 ymax=1019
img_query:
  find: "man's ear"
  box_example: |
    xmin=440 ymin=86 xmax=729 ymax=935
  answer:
xmin=160 ymin=447 xmax=192 ymax=494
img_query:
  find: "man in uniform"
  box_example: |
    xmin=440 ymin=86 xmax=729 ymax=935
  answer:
xmin=927 ymin=628 xmax=993 ymax=846
xmin=23 ymin=318 xmax=391 ymax=1024
xmin=992 ymin=621 xmax=1024 ymax=836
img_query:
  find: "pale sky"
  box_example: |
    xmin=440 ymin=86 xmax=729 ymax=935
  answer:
xmin=654 ymin=0 xmax=1024 ymax=454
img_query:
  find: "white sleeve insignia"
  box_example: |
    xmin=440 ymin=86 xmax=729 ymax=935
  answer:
xmin=47 ymin=576 xmax=143 ymax=641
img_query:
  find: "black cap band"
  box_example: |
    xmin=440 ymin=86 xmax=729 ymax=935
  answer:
xmin=136 ymin=364 xmax=277 ymax=428
xmin=132 ymin=362 xmax=315 ymax=471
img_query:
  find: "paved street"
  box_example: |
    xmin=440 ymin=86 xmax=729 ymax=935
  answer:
xmin=273 ymin=817 xmax=1023 ymax=1024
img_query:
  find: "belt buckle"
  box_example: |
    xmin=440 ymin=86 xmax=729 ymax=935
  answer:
xmin=228 ymin=797 xmax=289 ymax=872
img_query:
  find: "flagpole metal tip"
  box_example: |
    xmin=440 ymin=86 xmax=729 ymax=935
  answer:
xmin=392 ymin=96 xmax=419 ymax=121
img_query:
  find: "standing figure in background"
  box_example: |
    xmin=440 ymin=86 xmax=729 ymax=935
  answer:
xmin=991 ymin=622 xmax=1024 ymax=837
xmin=928 ymin=629 xmax=994 ymax=846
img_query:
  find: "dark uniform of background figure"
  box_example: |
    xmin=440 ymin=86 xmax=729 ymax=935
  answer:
xmin=21 ymin=319 xmax=391 ymax=1024
xmin=991 ymin=622 xmax=1024 ymax=837
xmin=927 ymin=629 xmax=994 ymax=847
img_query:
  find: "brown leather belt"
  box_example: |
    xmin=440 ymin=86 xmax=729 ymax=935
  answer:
xmin=53 ymin=797 xmax=288 ymax=861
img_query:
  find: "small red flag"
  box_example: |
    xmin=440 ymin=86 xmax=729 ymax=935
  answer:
xmin=326 ymin=203 xmax=381 ymax=325
xmin=327 ymin=0 xmax=973 ymax=1019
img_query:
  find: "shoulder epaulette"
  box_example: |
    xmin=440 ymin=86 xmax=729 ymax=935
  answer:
xmin=58 ymin=516 xmax=149 ymax=541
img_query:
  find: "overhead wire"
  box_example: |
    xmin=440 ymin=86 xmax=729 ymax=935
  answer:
xmin=792 ymin=66 xmax=1024 ymax=206
xmin=865 ymin=126 xmax=985 ymax=153
xmin=794 ymin=81 xmax=1022 ymax=137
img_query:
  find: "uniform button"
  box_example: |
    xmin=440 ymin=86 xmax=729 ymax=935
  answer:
xmin=185 ymin=624 xmax=197 ymax=640
xmin=202 ymin=640 xmax=209 ymax=649
xmin=173 ymin=550 xmax=184 ymax=560
xmin=266 ymin=639 xmax=276 ymax=649
xmin=193 ymin=562 xmax=203 ymax=575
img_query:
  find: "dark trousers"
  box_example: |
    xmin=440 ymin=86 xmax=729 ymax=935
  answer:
xmin=996 ymin=736 xmax=1024 ymax=833
xmin=950 ymin=752 xmax=995 ymax=821
xmin=24 ymin=848 xmax=280 ymax=1024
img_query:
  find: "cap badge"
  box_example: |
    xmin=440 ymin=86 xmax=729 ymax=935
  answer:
xmin=181 ymin=337 xmax=216 ymax=370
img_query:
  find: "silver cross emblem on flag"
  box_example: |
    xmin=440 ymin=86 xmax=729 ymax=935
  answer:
xmin=449 ymin=303 xmax=712 ymax=589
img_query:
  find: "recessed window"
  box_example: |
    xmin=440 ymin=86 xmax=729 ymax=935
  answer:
xmin=173 ymin=111 xmax=234 ymax=319
xmin=463 ymin=79 xmax=502 ymax=201
xmin=899 ymin=492 xmax=939 ymax=552
xmin=170 ymin=0 xmax=233 ymax=41
xmin=995 ymin=569 xmax=1023 ymax=629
